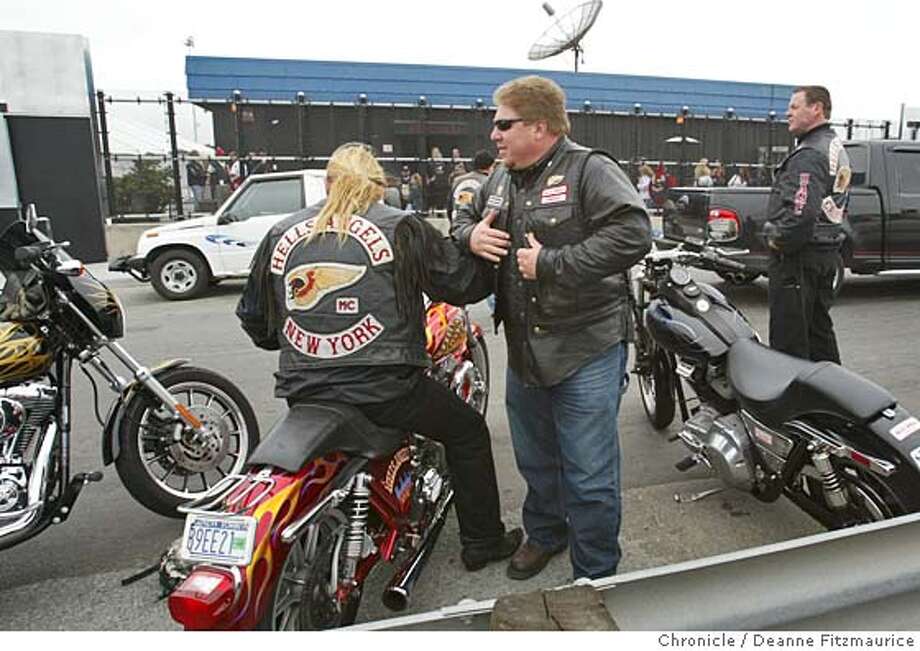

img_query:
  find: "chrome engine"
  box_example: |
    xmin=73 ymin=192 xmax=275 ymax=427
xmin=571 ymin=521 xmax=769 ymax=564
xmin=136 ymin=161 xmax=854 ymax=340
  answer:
xmin=677 ymin=406 xmax=757 ymax=491
xmin=0 ymin=383 xmax=57 ymax=515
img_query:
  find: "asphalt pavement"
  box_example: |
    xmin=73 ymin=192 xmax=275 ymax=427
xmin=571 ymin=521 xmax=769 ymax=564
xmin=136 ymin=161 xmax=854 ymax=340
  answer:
xmin=1 ymin=264 xmax=919 ymax=630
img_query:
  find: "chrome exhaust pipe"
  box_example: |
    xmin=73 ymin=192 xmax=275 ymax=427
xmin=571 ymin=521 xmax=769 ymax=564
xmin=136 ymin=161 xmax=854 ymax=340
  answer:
xmin=381 ymin=487 xmax=454 ymax=611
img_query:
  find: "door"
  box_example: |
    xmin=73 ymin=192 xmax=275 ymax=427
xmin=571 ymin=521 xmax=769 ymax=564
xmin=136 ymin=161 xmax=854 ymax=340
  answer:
xmin=214 ymin=177 xmax=305 ymax=274
xmin=884 ymin=147 xmax=920 ymax=269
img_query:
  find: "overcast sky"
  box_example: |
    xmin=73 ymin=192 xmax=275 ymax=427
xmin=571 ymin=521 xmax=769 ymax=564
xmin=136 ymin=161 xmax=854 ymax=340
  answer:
xmin=6 ymin=0 xmax=918 ymax=127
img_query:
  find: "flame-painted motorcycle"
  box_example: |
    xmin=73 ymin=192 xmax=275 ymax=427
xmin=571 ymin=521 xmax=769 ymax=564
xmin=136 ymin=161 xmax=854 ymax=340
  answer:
xmin=630 ymin=238 xmax=920 ymax=528
xmin=0 ymin=209 xmax=260 ymax=551
xmin=166 ymin=300 xmax=489 ymax=630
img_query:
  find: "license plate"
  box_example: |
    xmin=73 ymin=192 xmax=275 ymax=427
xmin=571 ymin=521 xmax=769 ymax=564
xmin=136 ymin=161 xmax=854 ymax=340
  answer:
xmin=180 ymin=514 xmax=258 ymax=566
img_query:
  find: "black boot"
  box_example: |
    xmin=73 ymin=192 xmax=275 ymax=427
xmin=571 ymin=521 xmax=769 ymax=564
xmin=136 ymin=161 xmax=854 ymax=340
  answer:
xmin=460 ymin=527 xmax=524 ymax=571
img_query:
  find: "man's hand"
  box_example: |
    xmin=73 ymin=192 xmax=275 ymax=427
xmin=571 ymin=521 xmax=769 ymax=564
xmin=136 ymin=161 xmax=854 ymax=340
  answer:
xmin=516 ymin=233 xmax=543 ymax=280
xmin=470 ymin=210 xmax=511 ymax=263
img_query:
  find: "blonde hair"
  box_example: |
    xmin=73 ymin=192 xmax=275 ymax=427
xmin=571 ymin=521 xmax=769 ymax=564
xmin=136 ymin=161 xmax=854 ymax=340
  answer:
xmin=639 ymin=164 xmax=654 ymax=178
xmin=493 ymin=75 xmax=570 ymax=136
xmin=311 ymin=142 xmax=385 ymax=243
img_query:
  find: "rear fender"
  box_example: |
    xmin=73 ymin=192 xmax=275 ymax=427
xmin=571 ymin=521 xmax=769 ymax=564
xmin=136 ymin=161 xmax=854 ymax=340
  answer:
xmin=101 ymin=358 xmax=190 ymax=465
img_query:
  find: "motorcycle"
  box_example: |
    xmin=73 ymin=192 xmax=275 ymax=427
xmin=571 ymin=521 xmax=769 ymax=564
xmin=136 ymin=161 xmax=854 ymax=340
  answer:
xmin=0 ymin=207 xmax=260 ymax=551
xmin=166 ymin=300 xmax=489 ymax=630
xmin=630 ymin=237 xmax=920 ymax=528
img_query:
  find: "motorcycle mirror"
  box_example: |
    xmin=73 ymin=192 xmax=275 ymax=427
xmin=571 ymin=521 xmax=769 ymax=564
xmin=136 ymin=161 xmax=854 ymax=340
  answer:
xmin=24 ymin=203 xmax=38 ymax=233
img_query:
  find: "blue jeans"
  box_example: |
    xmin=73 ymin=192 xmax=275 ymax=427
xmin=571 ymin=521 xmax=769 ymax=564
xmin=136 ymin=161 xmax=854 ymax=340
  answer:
xmin=505 ymin=343 xmax=627 ymax=579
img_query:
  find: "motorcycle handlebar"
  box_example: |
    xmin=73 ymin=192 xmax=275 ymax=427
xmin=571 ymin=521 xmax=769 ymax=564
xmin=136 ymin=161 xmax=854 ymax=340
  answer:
xmin=650 ymin=238 xmax=750 ymax=273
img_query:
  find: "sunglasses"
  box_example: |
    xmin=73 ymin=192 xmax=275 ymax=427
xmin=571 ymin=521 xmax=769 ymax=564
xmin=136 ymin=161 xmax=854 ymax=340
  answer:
xmin=493 ymin=118 xmax=526 ymax=131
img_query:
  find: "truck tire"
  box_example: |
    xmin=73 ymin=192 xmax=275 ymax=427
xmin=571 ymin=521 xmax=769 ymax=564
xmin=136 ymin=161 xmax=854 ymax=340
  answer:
xmin=150 ymin=249 xmax=211 ymax=300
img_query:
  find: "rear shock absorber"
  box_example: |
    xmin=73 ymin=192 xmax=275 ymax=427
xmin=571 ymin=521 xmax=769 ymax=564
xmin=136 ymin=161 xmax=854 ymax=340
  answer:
xmin=342 ymin=473 xmax=371 ymax=581
xmin=811 ymin=449 xmax=849 ymax=510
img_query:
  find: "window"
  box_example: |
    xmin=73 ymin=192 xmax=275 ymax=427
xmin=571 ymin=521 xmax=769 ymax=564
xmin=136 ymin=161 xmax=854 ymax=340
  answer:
xmin=223 ymin=178 xmax=303 ymax=221
xmin=892 ymin=151 xmax=920 ymax=195
xmin=844 ymin=144 xmax=868 ymax=187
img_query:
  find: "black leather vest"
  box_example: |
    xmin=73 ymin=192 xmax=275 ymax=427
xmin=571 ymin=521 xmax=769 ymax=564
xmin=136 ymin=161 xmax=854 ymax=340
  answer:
xmin=269 ymin=202 xmax=428 ymax=376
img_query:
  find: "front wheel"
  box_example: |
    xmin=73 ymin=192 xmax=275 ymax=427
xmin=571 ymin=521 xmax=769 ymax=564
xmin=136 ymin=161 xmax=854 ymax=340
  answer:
xmin=258 ymin=508 xmax=362 ymax=630
xmin=637 ymin=346 xmax=676 ymax=430
xmin=115 ymin=366 xmax=260 ymax=518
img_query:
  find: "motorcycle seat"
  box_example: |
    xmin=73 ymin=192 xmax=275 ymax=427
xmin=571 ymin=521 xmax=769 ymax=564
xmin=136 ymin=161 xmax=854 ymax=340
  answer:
xmin=247 ymin=401 xmax=404 ymax=472
xmin=727 ymin=339 xmax=895 ymax=426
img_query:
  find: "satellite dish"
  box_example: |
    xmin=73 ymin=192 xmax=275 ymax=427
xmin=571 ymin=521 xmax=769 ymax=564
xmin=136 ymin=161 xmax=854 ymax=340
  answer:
xmin=528 ymin=0 xmax=603 ymax=73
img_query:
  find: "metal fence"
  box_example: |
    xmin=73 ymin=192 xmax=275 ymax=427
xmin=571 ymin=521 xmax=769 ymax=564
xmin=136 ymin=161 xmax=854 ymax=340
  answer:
xmin=93 ymin=91 xmax=903 ymax=221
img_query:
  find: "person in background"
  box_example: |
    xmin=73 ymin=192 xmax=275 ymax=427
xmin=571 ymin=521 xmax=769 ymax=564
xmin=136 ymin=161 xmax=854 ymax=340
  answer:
xmin=450 ymin=149 xmax=496 ymax=222
xmin=694 ymin=158 xmax=713 ymax=187
xmin=636 ymin=163 xmax=655 ymax=208
xmin=426 ymin=147 xmax=450 ymax=214
xmin=762 ymin=85 xmax=850 ymax=364
xmin=186 ymin=151 xmax=207 ymax=210
xmin=408 ymin=173 xmax=426 ymax=213
xmin=711 ymin=160 xmax=725 ymax=186
xmin=728 ymin=167 xmax=750 ymax=187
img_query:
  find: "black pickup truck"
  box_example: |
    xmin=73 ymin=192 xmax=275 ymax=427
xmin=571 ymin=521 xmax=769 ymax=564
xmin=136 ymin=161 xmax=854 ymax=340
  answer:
xmin=662 ymin=139 xmax=920 ymax=291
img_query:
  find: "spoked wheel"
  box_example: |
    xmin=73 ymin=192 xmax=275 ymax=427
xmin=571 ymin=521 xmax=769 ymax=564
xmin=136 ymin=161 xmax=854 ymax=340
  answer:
xmin=635 ymin=341 xmax=676 ymax=430
xmin=259 ymin=509 xmax=362 ymax=630
xmin=116 ymin=366 xmax=259 ymax=518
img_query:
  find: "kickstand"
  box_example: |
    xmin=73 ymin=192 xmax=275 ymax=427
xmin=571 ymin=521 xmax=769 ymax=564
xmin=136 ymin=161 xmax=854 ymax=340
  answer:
xmin=121 ymin=562 xmax=160 ymax=586
xmin=673 ymin=487 xmax=724 ymax=504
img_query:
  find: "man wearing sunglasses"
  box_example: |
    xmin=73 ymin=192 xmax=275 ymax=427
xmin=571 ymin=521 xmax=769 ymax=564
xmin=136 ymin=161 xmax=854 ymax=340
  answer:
xmin=452 ymin=76 xmax=651 ymax=581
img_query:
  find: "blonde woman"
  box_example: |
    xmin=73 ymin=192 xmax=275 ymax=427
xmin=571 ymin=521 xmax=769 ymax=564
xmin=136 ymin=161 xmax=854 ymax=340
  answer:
xmin=237 ymin=143 xmax=522 ymax=571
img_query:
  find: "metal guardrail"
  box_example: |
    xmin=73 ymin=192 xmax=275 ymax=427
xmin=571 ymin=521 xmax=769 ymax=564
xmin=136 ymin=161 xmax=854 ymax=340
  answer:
xmin=350 ymin=512 xmax=920 ymax=630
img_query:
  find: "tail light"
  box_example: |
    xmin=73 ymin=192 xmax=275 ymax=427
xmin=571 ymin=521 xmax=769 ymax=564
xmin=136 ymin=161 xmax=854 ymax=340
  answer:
xmin=168 ymin=567 xmax=237 ymax=630
xmin=707 ymin=208 xmax=740 ymax=242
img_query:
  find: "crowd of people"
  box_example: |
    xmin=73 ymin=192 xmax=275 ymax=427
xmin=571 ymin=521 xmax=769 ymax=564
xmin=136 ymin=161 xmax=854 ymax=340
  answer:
xmin=632 ymin=159 xmax=767 ymax=209
xmin=185 ymin=148 xmax=278 ymax=210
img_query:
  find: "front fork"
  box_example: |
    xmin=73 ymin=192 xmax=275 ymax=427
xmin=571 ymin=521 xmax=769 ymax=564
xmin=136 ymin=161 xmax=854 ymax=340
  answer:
xmin=59 ymin=287 xmax=203 ymax=439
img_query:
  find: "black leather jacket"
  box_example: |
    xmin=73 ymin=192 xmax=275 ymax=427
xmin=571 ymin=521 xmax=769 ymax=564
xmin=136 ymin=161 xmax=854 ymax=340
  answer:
xmin=238 ymin=204 xmax=491 ymax=401
xmin=452 ymin=137 xmax=651 ymax=386
xmin=764 ymin=123 xmax=851 ymax=258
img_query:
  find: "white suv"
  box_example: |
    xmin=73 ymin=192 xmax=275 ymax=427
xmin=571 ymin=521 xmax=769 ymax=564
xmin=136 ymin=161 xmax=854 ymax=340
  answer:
xmin=110 ymin=170 xmax=327 ymax=300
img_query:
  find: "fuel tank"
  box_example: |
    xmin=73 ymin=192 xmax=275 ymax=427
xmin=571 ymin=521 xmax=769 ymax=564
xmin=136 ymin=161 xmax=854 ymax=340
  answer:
xmin=644 ymin=281 xmax=756 ymax=361
xmin=0 ymin=322 xmax=53 ymax=386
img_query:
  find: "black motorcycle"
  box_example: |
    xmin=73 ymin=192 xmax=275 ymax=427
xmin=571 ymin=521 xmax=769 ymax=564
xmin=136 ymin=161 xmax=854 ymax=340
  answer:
xmin=630 ymin=238 xmax=920 ymax=528
xmin=0 ymin=208 xmax=259 ymax=551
